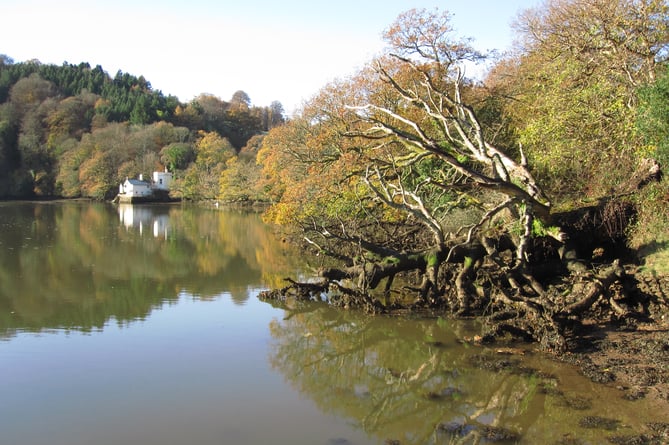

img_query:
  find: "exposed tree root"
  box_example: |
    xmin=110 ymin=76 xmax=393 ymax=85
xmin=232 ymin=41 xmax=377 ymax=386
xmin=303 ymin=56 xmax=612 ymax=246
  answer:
xmin=259 ymin=234 xmax=663 ymax=354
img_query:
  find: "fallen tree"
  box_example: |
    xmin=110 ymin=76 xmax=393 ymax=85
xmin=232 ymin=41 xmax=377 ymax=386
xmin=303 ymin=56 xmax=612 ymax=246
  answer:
xmin=258 ymin=8 xmax=667 ymax=353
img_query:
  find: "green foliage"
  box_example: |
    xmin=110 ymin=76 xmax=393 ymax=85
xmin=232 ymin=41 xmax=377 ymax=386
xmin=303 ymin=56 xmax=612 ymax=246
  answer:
xmin=192 ymin=93 xmax=266 ymax=150
xmin=637 ymin=63 xmax=669 ymax=168
xmin=531 ymin=218 xmax=561 ymax=239
xmin=54 ymin=122 xmax=195 ymax=199
xmin=629 ymin=179 xmax=669 ymax=275
xmin=515 ymin=57 xmax=637 ymax=198
xmin=629 ymin=64 xmax=669 ymax=275
xmin=426 ymin=252 xmax=439 ymax=268
xmin=160 ymin=142 xmax=194 ymax=172
xmin=0 ymin=62 xmax=176 ymax=124
xmin=218 ymin=156 xmax=266 ymax=203
xmin=495 ymin=0 xmax=668 ymax=201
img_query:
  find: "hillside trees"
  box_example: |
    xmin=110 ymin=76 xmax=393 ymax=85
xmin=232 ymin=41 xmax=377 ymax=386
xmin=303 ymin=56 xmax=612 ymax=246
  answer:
xmin=9 ymin=74 xmax=59 ymax=195
xmin=178 ymin=131 xmax=235 ymax=200
xmin=218 ymin=134 xmax=267 ymax=203
xmin=0 ymin=58 xmax=281 ymax=199
xmin=0 ymin=61 xmax=182 ymax=197
xmin=0 ymin=60 xmax=178 ymax=125
xmin=185 ymin=92 xmax=277 ymax=150
xmin=160 ymin=142 xmax=194 ymax=172
xmin=0 ymin=102 xmax=23 ymax=195
xmin=95 ymin=70 xmax=179 ymax=124
xmin=266 ymin=100 xmax=286 ymax=130
xmin=45 ymin=92 xmax=97 ymax=147
xmin=230 ymin=90 xmax=251 ymax=110
xmin=56 ymin=122 xmax=196 ymax=199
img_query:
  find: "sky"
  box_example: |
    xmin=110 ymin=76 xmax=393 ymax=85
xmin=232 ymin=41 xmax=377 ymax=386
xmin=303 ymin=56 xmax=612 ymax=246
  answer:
xmin=2 ymin=0 xmax=543 ymax=114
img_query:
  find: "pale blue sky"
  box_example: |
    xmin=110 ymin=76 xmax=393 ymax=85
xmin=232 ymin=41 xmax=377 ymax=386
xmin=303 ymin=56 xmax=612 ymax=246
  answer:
xmin=2 ymin=0 xmax=543 ymax=113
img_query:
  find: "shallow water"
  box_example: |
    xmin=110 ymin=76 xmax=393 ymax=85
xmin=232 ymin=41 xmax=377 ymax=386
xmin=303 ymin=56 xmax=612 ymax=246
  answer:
xmin=0 ymin=202 xmax=666 ymax=445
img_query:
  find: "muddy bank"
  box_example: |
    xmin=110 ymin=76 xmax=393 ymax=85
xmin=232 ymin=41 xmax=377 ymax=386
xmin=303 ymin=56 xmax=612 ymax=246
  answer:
xmin=558 ymin=273 xmax=669 ymax=416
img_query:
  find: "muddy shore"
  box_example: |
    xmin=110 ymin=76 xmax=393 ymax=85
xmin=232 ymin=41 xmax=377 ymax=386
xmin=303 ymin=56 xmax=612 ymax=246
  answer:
xmin=551 ymin=272 xmax=669 ymax=443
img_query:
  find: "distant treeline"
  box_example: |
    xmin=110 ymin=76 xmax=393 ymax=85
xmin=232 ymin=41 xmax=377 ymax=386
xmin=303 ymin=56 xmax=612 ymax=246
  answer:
xmin=0 ymin=55 xmax=285 ymax=200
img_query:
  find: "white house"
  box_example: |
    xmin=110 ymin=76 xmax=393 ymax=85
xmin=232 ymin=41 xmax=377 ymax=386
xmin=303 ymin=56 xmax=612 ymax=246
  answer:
xmin=119 ymin=175 xmax=153 ymax=197
xmin=116 ymin=169 xmax=174 ymax=202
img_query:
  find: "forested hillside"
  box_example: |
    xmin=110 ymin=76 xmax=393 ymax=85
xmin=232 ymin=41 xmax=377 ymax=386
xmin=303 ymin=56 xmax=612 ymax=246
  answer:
xmin=0 ymin=55 xmax=284 ymax=200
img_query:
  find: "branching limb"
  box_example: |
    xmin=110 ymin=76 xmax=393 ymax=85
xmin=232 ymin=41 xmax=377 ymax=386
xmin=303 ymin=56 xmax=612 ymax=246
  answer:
xmin=364 ymin=165 xmax=445 ymax=245
xmin=446 ymin=197 xmax=517 ymax=263
xmin=515 ymin=203 xmax=533 ymax=268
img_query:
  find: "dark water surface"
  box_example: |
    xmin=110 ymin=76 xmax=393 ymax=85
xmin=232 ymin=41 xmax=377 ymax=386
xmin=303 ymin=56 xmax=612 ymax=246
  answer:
xmin=0 ymin=202 xmax=666 ymax=445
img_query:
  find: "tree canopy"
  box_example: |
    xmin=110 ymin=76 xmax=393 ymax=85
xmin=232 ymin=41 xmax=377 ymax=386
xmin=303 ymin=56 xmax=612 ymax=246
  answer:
xmin=490 ymin=0 xmax=669 ymax=197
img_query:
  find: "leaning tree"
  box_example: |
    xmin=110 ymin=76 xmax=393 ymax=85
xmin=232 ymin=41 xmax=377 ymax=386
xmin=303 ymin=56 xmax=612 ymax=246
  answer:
xmin=261 ymin=8 xmax=659 ymax=351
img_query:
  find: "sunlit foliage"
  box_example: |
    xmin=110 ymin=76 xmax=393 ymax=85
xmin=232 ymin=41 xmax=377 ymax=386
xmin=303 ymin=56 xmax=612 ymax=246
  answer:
xmin=490 ymin=0 xmax=669 ymax=199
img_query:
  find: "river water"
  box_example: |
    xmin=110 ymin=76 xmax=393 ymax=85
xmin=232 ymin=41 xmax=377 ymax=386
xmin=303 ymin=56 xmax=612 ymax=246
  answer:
xmin=0 ymin=201 xmax=665 ymax=445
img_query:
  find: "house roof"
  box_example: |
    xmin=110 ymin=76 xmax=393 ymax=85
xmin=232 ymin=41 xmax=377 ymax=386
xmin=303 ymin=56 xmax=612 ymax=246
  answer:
xmin=126 ymin=179 xmax=150 ymax=186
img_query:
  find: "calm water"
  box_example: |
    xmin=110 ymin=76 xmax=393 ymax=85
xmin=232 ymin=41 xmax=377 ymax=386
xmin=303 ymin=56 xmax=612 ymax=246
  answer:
xmin=0 ymin=201 xmax=666 ymax=445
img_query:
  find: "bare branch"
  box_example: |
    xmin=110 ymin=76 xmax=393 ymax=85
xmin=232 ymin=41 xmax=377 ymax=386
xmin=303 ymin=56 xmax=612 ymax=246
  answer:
xmin=364 ymin=165 xmax=445 ymax=245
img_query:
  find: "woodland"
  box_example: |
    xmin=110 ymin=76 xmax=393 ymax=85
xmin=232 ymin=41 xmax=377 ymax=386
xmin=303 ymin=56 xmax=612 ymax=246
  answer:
xmin=0 ymin=57 xmax=285 ymax=200
xmin=2 ymin=1 xmax=669 ymax=353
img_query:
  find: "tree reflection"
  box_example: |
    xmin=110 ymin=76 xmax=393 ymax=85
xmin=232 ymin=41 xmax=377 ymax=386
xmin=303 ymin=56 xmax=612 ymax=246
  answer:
xmin=0 ymin=202 xmax=303 ymax=337
xmin=267 ymin=301 xmax=553 ymax=444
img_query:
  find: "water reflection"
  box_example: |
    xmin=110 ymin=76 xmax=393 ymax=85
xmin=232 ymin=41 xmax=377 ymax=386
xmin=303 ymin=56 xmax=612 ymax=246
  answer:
xmin=118 ymin=203 xmax=170 ymax=238
xmin=2 ymin=202 xmax=668 ymax=445
xmin=266 ymin=300 xmax=668 ymax=444
xmin=0 ymin=201 xmax=302 ymax=338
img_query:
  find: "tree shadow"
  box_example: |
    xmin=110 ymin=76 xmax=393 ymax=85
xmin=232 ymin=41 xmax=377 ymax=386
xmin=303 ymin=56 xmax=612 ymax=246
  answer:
xmin=636 ymin=240 xmax=669 ymax=258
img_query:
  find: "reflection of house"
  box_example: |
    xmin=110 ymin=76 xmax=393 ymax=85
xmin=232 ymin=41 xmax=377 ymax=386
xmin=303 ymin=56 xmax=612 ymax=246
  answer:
xmin=118 ymin=203 xmax=170 ymax=238
xmin=114 ymin=169 xmax=174 ymax=203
